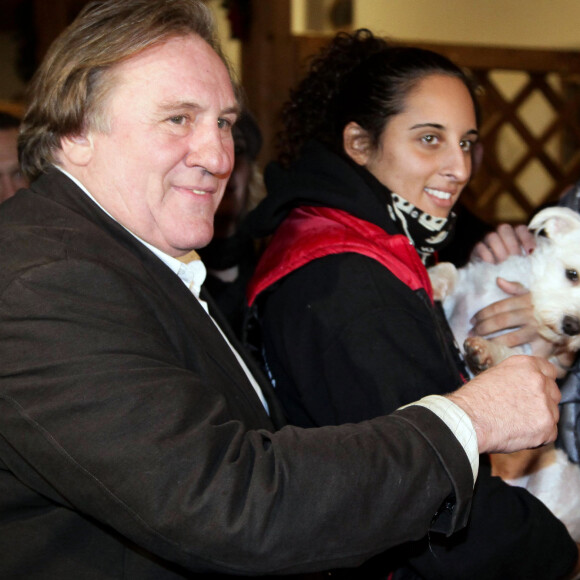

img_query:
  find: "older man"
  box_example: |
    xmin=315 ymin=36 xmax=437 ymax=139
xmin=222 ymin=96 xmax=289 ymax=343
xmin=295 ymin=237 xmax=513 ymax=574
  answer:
xmin=0 ymin=1 xmax=573 ymax=579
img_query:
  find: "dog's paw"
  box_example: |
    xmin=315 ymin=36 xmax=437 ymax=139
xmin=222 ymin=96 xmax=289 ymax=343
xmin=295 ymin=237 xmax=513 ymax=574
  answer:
xmin=464 ymin=336 xmax=493 ymax=373
xmin=428 ymin=262 xmax=458 ymax=301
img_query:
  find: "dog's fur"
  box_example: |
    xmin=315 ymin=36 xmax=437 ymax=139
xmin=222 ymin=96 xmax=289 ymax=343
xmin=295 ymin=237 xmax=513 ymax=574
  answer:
xmin=429 ymin=206 xmax=580 ymax=541
xmin=430 ymin=206 xmax=580 ymax=374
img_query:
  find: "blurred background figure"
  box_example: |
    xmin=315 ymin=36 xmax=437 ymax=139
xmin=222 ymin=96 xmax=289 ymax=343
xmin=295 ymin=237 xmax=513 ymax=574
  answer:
xmin=198 ymin=109 xmax=264 ymax=338
xmin=0 ymin=111 xmax=27 ymax=204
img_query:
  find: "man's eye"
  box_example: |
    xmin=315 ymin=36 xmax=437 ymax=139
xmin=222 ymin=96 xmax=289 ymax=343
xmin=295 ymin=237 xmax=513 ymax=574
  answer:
xmin=217 ymin=118 xmax=232 ymax=130
xmin=169 ymin=115 xmax=186 ymax=125
xmin=566 ymin=268 xmax=579 ymax=282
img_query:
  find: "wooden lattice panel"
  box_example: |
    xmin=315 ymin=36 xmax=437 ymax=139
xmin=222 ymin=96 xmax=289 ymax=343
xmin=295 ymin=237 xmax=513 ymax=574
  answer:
xmin=466 ymin=67 xmax=580 ymax=223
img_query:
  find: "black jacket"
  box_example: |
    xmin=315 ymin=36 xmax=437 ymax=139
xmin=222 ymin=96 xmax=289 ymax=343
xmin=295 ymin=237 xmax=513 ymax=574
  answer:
xmin=246 ymin=141 xmax=577 ymax=579
xmin=0 ymin=168 xmax=478 ymax=579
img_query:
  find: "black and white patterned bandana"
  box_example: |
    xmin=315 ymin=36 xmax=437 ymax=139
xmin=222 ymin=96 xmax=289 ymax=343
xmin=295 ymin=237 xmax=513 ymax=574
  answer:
xmin=387 ymin=193 xmax=457 ymax=265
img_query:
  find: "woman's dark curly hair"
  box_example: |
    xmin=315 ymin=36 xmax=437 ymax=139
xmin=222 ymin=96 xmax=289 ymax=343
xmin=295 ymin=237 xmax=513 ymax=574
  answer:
xmin=277 ymin=29 xmax=480 ymax=166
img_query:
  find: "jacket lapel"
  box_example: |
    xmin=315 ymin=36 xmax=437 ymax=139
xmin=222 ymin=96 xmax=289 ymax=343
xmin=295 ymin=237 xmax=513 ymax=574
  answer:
xmin=31 ymin=169 xmax=284 ymax=428
xmin=202 ymin=289 xmax=288 ymax=429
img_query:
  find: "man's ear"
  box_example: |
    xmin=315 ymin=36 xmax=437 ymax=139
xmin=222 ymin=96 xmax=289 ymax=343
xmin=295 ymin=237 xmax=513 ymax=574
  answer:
xmin=343 ymin=122 xmax=372 ymax=166
xmin=59 ymin=133 xmax=94 ymax=167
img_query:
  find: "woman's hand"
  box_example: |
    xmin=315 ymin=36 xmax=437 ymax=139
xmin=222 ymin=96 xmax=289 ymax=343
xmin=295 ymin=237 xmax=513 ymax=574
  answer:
xmin=470 ymin=278 xmax=573 ymax=376
xmin=469 ymin=223 xmax=551 ymax=354
xmin=469 ymin=278 xmax=548 ymax=350
xmin=471 ymin=223 xmax=536 ymax=264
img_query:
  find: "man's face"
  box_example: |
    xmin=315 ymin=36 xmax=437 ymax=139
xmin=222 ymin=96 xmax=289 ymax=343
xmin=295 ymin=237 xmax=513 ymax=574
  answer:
xmin=67 ymin=35 xmax=238 ymax=257
xmin=0 ymin=127 xmax=27 ymax=204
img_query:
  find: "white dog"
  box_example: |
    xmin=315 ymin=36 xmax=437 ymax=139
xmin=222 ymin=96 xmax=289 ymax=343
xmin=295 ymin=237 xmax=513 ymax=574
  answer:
xmin=429 ymin=206 xmax=580 ymax=542
xmin=430 ymin=206 xmax=580 ymax=373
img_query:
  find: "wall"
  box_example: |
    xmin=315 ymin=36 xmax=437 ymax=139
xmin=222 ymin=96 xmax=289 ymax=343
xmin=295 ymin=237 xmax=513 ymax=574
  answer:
xmin=293 ymin=0 xmax=340 ymax=32
xmin=353 ymin=0 xmax=580 ymax=49
xmin=206 ymin=0 xmax=241 ymax=80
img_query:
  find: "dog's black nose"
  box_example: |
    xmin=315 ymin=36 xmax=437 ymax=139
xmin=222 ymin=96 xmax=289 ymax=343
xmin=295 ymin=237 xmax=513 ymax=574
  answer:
xmin=563 ymin=315 xmax=580 ymax=336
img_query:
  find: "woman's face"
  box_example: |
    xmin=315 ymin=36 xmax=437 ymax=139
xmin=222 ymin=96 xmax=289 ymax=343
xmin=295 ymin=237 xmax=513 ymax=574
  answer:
xmin=351 ymin=74 xmax=478 ymax=218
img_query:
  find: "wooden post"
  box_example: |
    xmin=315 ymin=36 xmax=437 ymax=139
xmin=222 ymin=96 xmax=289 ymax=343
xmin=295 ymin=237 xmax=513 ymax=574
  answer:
xmin=240 ymin=0 xmax=294 ymax=167
xmin=32 ymin=0 xmax=89 ymax=64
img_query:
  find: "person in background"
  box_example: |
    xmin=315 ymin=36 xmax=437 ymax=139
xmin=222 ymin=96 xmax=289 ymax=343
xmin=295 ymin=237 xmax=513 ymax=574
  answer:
xmin=0 ymin=3 xmax=566 ymax=578
xmin=245 ymin=29 xmax=578 ymax=579
xmin=0 ymin=111 xmax=28 ymax=203
xmin=198 ymin=110 xmax=264 ymax=338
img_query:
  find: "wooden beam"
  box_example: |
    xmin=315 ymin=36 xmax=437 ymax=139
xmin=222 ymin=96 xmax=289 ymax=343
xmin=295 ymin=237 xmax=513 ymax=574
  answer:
xmin=240 ymin=0 xmax=293 ymax=167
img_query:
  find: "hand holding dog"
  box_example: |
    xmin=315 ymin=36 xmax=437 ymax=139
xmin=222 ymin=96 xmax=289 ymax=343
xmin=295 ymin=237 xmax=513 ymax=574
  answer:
xmin=468 ymin=224 xmax=543 ymax=353
xmin=469 ymin=219 xmax=576 ymax=370
xmin=471 ymin=223 xmax=536 ymax=264
xmin=470 ymin=278 xmax=558 ymax=358
xmin=447 ymin=355 xmax=560 ymax=454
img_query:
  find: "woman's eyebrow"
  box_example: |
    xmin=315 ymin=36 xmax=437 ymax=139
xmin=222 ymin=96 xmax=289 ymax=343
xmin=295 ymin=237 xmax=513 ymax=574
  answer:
xmin=409 ymin=122 xmax=479 ymax=137
xmin=409 ymin=122 xmax=444 ymax=130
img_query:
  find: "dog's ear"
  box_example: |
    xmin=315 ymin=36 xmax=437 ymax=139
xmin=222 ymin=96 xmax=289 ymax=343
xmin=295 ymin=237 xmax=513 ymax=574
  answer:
xmin=528 ymin=207 xmax=580 ymax=239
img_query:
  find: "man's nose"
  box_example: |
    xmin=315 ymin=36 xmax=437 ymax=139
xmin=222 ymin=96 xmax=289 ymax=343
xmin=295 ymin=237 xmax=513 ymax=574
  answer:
xmin=185 ymin=127 xmax=233 ymax=177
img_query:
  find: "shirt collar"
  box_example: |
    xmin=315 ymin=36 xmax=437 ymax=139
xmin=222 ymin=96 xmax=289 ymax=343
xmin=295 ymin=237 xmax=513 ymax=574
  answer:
xmin=54 ymin=165 xmax=207 ymax=298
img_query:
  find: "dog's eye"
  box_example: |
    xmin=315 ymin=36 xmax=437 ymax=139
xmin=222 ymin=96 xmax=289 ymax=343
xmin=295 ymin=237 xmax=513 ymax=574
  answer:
xmin=566 ymin=269 xmax=579 ymax=282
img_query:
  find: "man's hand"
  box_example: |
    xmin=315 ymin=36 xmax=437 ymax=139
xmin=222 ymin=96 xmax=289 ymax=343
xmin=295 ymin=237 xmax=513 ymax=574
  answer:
xmin=447 ymin=355 xmax=560 ymax=454
xmin=471 ymin=223 xmax=536 ymax=264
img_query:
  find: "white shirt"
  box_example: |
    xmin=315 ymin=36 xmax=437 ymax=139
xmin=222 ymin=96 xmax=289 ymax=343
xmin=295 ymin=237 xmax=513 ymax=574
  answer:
xmin=56 ymin=166 xmax=478 ymax=483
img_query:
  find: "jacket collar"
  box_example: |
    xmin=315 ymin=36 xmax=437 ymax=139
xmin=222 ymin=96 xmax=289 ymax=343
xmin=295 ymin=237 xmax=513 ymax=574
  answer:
xmin=22 ymin=168 xmax=288 ymax=429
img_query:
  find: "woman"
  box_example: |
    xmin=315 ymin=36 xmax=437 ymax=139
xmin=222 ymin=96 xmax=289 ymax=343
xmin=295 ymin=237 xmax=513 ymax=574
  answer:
xmin=244 ymin=30 xmax=577 ymax=579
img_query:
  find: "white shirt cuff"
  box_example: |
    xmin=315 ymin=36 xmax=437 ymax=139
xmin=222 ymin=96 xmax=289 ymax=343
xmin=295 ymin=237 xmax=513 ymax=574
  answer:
xmin=402 ymin=394 xmax=479 ymax=485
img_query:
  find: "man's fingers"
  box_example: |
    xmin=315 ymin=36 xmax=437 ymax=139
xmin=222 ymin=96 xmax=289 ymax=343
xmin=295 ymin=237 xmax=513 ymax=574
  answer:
xmin=536 ymin=354 xmax=559 ymax=379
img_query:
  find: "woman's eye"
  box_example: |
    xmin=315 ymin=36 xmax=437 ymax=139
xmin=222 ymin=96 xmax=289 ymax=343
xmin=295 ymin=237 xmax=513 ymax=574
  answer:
xmin=460 ymin=140 xmax=474 ymax=152
xmin=421 ymin=134 xmax=438 ymax=145
xmin=566 ymin=268 xmax=579 ymax=282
